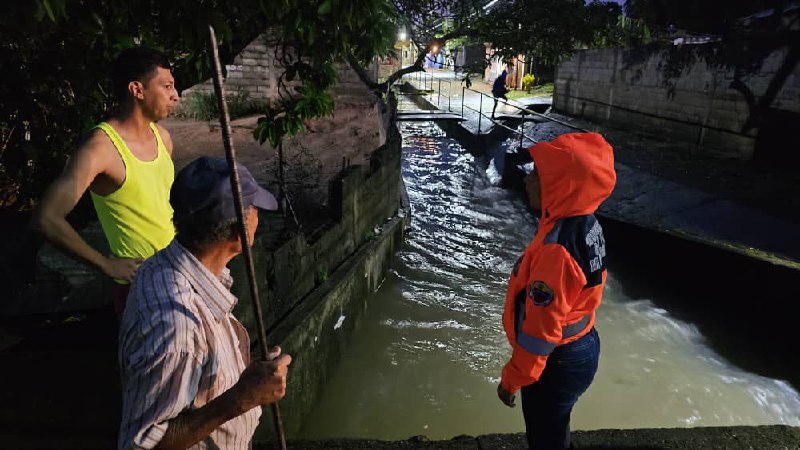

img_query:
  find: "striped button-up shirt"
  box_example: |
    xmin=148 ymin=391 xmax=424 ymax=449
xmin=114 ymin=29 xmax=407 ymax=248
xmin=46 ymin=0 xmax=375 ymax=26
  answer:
xmin=119 ymin=240 xmax=261 ymax=449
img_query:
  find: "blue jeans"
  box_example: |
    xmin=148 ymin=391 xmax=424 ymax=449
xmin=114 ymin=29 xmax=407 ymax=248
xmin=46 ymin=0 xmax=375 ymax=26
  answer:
xmin=520 ymin=327 xmax=600 ymax=450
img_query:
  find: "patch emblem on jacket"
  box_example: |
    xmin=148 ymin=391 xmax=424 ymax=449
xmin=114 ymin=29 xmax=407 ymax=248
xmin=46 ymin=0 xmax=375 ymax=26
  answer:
xmin=529 ymin=281 xmax=554 ymax=306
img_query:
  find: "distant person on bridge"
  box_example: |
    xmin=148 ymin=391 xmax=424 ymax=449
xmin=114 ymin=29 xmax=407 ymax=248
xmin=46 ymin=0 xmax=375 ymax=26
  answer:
xmin=491 ymin=67 xmax=509 ymax=119
xmin=118 ymin=156 xmax=291 ymax=449
xmin=496 ymin=133 xmax=616 ymax=450
xmin=31 ymin=47 xmax=179 ymax=319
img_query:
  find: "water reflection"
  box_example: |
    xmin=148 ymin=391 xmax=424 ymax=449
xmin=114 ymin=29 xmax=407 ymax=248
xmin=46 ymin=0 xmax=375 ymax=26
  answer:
xmin=298 ymin=120 xmax=800 ymax=440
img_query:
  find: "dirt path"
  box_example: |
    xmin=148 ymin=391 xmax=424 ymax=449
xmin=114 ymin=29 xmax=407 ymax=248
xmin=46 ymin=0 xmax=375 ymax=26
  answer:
xmin=162 ymin=99 xmax=384 ymax=231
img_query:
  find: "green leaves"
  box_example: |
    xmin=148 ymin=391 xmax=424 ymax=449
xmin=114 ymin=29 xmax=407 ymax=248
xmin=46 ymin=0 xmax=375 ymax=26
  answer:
xmin=4 ymin=0 xmax=406 ymax=205
xmin=41 ymin=0 xmax=55 ymax=21
xmin=2 ymin=0 xmax=269 ymax=206
xmin=318 ymin=0 xmax=331 ymax=15
xmin=35 ymin=0 xmax=67 ymax=23
xmin=469 ymin=0 xmax=629 ymax=66
xmin=253 ymin=84 xmax=333 ymax=148
xmin=248 ymin=0 xmax=397 ymax=148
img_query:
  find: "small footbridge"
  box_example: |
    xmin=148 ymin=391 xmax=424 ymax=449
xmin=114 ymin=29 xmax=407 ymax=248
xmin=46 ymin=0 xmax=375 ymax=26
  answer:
xmin=397 ymin=70 xmax=587 ymax=145
xmin=396 ymin=109 xmax=465 ymax=122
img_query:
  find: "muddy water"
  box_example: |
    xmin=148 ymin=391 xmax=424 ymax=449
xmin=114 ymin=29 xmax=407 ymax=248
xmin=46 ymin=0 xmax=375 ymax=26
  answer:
xmin=298 ymin=120 xmax=800 ymax=440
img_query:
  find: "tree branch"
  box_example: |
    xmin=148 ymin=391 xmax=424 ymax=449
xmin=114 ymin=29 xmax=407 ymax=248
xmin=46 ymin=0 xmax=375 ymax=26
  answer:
xmin=346 ymin=25 xmax=471 ymax=95
xmin=379 ymin=52 xmax=428 ymax=91
xmin=346 ymin=53 xmax=381 ymax=91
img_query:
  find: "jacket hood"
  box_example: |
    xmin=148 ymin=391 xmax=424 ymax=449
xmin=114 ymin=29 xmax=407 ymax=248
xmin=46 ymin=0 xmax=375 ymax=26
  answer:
xmin=529 ymin=132 xmax=616 ymax=223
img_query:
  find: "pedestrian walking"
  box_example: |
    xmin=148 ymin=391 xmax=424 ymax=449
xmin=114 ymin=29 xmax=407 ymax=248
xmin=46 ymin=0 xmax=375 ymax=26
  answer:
xmin=491 ymin=67 xmax=510 ymax=119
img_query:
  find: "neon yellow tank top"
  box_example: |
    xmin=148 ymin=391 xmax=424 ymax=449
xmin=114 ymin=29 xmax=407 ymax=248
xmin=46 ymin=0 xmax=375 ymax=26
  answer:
xmin=90 ymin=122 xmax=175 ymax=280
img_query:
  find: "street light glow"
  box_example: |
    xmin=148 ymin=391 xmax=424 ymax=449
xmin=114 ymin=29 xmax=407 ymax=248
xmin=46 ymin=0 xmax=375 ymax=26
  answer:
xmin=399 ymin=32 xmax=407 ymax=40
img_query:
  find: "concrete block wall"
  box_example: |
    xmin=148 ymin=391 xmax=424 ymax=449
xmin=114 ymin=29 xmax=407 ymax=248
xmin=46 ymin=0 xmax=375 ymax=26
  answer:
xmin=231 ymin=101 xmax=401 ymax=335
xmin=378 ymin=58 xmax=402 ymax=81
xmin=329 ymin=61 xmax=379 ymax=101
xmin=183 ymin=35 xmax=275 ymax=101
xmin=182 ymin=35 xmax=377 ymax=103
xmin=256 ymin=208 xmax=406 ymax=440
xmin=553 ymin=47 xmax=799 ymax=159
xmin=227 ymin=97 xmax=404 ymax=438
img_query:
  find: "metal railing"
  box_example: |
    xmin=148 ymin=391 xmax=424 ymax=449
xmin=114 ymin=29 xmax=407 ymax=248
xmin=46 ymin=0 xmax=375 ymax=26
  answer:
xmin=403 ymin=71 xmax=455 ymax=112
xmin=400 ymin=72 xmax=589 ymax=150
xmin=461 ymin=87 xmax=538 ymax=147
xmin=461 ymin=87 xmax=589 ymax=149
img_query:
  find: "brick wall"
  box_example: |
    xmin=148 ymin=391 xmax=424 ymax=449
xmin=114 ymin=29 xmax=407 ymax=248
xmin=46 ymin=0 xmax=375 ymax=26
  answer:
xmin=183 ymin=34 xmax=378 ymax=103
xmin=378 ymin=56 xmax=402 ymax=82
xmin=553 ymin=47 xmax=800 ymax=159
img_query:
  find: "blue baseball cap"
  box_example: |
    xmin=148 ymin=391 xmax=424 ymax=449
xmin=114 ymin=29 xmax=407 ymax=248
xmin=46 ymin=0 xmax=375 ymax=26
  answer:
xmin=171 ymin=156 xmax=278 ymax=223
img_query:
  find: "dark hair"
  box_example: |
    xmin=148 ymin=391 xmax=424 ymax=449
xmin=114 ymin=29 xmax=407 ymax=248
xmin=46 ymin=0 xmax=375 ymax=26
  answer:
xmin=110 ymin=47 xmax=172 ymax=102
xmin=174 ymin=214 xmax=238 ymax=252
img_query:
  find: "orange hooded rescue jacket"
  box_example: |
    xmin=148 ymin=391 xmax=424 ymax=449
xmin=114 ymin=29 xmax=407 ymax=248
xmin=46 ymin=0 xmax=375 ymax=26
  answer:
xmin=501 ymin=132 xmax=616 ymax=394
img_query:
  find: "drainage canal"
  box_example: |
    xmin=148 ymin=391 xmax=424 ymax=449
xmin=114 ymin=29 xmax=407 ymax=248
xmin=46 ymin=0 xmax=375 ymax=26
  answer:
xmin=298 ymin=118 xmax=800 ymax=440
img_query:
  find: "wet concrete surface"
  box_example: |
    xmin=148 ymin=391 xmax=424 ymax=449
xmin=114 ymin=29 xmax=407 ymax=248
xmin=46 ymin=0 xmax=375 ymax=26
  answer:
xmin=603 ymin=161 xmax=800 ymax=268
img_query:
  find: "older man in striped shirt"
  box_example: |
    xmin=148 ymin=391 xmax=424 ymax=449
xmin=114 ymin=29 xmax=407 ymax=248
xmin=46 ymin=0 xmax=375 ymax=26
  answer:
xmin=119 ymin=157 xmax=292 ymax=450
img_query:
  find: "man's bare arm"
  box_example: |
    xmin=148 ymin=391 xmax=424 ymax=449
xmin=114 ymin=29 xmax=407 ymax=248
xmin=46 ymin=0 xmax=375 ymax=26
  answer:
xmin=30 ymin=132 xmax=141 ymax=280
xmin=154 ymin=354 xmax=291 ymax=450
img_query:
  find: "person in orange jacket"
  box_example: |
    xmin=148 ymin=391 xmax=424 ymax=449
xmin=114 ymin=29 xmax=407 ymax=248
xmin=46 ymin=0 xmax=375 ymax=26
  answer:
xmin=497 ymin=132 xmax=616 ymax=449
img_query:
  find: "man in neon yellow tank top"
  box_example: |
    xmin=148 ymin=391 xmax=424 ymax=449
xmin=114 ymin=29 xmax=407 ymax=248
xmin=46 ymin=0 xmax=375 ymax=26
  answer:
xmin=32 ymin=47 xmax=179 ymax=318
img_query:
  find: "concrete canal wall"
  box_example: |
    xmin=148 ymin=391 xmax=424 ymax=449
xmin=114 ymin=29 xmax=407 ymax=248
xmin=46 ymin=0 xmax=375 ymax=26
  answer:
xmin=225 ymin=96 xmax=411 ymax=440
xmin=553 ymin=47 xmax=800 ymax=161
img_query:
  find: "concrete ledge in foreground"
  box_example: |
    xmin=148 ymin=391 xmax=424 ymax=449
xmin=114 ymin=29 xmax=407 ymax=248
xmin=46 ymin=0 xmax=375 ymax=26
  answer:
xmin=254 ymin=426 xmax=800 ymax=449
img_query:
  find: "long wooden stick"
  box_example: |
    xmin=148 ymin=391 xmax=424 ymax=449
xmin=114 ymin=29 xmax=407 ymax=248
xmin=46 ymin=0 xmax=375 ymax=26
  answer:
xmin=207 ymin=25 xmax=288 ymax=450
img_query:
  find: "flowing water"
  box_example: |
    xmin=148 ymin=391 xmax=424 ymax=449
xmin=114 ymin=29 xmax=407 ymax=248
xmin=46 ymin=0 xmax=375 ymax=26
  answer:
xmin=298 ymin=119 xmax=800 ymax=440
